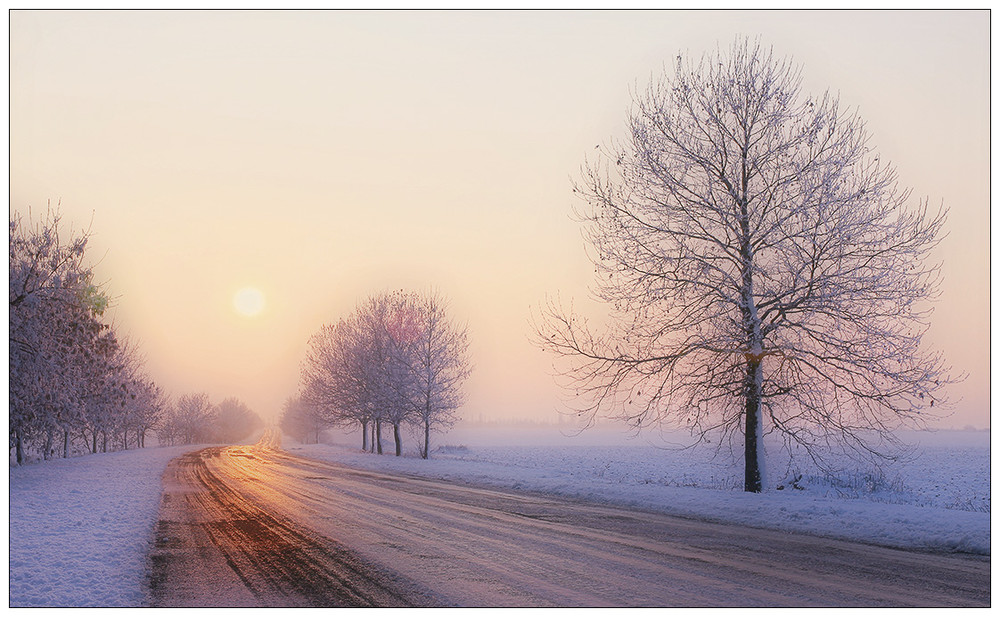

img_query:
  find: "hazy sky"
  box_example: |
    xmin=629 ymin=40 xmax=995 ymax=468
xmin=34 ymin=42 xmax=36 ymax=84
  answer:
xmin=9 ymin=10 xmax=990 ymax=429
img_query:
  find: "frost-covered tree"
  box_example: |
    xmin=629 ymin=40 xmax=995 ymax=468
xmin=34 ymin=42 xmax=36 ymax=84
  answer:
xmin=107 ymin=338 xmax=152 ymax=451
xmin=10 ymin=208 xmax=94 ymax=462
xmin=131 ymin=380 xmax=167 ymax=449
xmin=306 ymin=292 xmax=415 ymax=456
xmin=301 ymin=290 xmax=471 ymax=457
xmin=405 ymin=290 xmax=471 ymax=459
xmin=167 ymin=393 xmax=217 ymax=445
xmin=359 ymin=291 xmax=419 ymax=456
xmin=9 ymin=207 xmax=96 ymax=313
xmin=301 ymin=318 xmax=371 ymax=448
xmin=9 ymin=207 xmax=122 ymax=462
xmin=537 ymin=39 xmax=953 ymax=492
xmin=79 ymin=327 xmax=127 ymax=454
xmin=9 ymin=207 xmax=168 ymax=463
xmin=279 ymin=397 xmax=306 ymax=443
xmin=154 ymin=398 xmax=180 ymax=446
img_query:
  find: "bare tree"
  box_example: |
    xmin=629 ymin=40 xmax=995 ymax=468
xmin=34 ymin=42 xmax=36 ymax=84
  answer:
xmin=355 ymin=293 xmax=403 ymax=455
xmin=280 ymin=396 xmax=328 ymax=444
xmin=406 ymin=290 xmax=471 ymax=459
xmin=155 ymin=398 xmax=179 ymax=446
xmin=134 ymin=383 xmax=167 ymax=448
xmin=300 ymin=290 xmax=471 ymax=458
xmin=301 ymin=318 xmax=372 ymax=449
xmin=536 ymin=39 xmax=954 ymax=492
xmin=171 ymin=393 xmax=217 ymax=445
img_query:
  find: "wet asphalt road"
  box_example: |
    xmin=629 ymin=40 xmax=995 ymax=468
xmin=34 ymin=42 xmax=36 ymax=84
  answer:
xmin=147 ymin=432 xmax=990 ymax=607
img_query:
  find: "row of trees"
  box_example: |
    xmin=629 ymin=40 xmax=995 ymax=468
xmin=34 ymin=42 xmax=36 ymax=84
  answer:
xmin=157 ymin=393 xmax=264 ymax=446
xmin=9 ymin=208 xmax=167 ymax=464
xmin=295 ymin=289 xmax=471 ymax=458
xmin=9 ymin=208 xmax=266 ymax=464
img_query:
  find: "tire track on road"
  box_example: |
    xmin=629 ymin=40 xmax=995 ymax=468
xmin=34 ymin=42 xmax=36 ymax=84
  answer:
xmin=147 ymin=444 xmax=439 ymax=607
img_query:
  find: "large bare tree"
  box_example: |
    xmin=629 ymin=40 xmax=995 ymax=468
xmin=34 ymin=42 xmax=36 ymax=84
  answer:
xmin=537 ymin=39 xmax=953 ymax=492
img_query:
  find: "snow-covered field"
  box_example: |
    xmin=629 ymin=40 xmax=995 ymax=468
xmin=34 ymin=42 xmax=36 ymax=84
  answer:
xmin=7 ymin=425 xmax=990 ymax=607
xmin=305 ymin=424 xmax=990 ymax=555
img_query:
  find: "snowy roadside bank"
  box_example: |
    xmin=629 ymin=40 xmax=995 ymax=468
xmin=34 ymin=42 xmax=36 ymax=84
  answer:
xmin=8 ymin=445 xmax=199 ymax=607
xmin=285 ymin=432 xmax=991 ymax=557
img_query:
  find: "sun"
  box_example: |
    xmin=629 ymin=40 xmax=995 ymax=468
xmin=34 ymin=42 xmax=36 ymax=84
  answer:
xmin=233 ymin=287 xmax=265 ymax=317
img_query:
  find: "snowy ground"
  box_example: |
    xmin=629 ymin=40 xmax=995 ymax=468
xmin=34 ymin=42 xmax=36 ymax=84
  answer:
xmin=6 ymin=425 xmax=990 ymax=607
xmin=8 ymin=445 xmax=198 ymax=607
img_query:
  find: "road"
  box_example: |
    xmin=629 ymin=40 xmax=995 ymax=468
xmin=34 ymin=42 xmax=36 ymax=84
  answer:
xmin=147 ymin=431 xmax=990 ymax=607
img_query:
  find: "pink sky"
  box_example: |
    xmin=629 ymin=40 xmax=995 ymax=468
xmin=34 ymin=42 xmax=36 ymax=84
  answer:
xmin=9 ymin=10 xmax=990 ymax=429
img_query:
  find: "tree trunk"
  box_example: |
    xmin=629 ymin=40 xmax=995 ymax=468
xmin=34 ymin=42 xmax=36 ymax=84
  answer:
xmin=744 ymin=355 xmax=764 ymax=493
xmin=92 ymin=430 xmax=98 ymax=455
xmin=422 ymin=419 xmax=430 ymax=460
xmin=376 ymin=419 xmax=383 ymax=454
xmin=739 ymin=191 xmax=765 ymax=493
xmin=15 ymin=428 xmax=24 ymax=465
xmin=361 ymin=419 xmax=369 ymax=451
xmin=102 ymin=432 xmax=107 ymax=453
xmin=393 ymin=423 xmax=402 ymax=456
xmin=63 ymin=429 xmax=69 ymax=458
xmin=43 ymin=429 xmax=53 ymax=460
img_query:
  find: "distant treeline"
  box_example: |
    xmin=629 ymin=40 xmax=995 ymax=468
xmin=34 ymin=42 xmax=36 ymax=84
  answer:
xmin=156 ymin=393 xmax=264 ymax=446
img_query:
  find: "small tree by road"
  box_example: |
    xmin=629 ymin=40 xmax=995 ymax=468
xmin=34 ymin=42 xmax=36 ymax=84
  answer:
xmin=537 ymin=38 xmax=954 ymax=492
